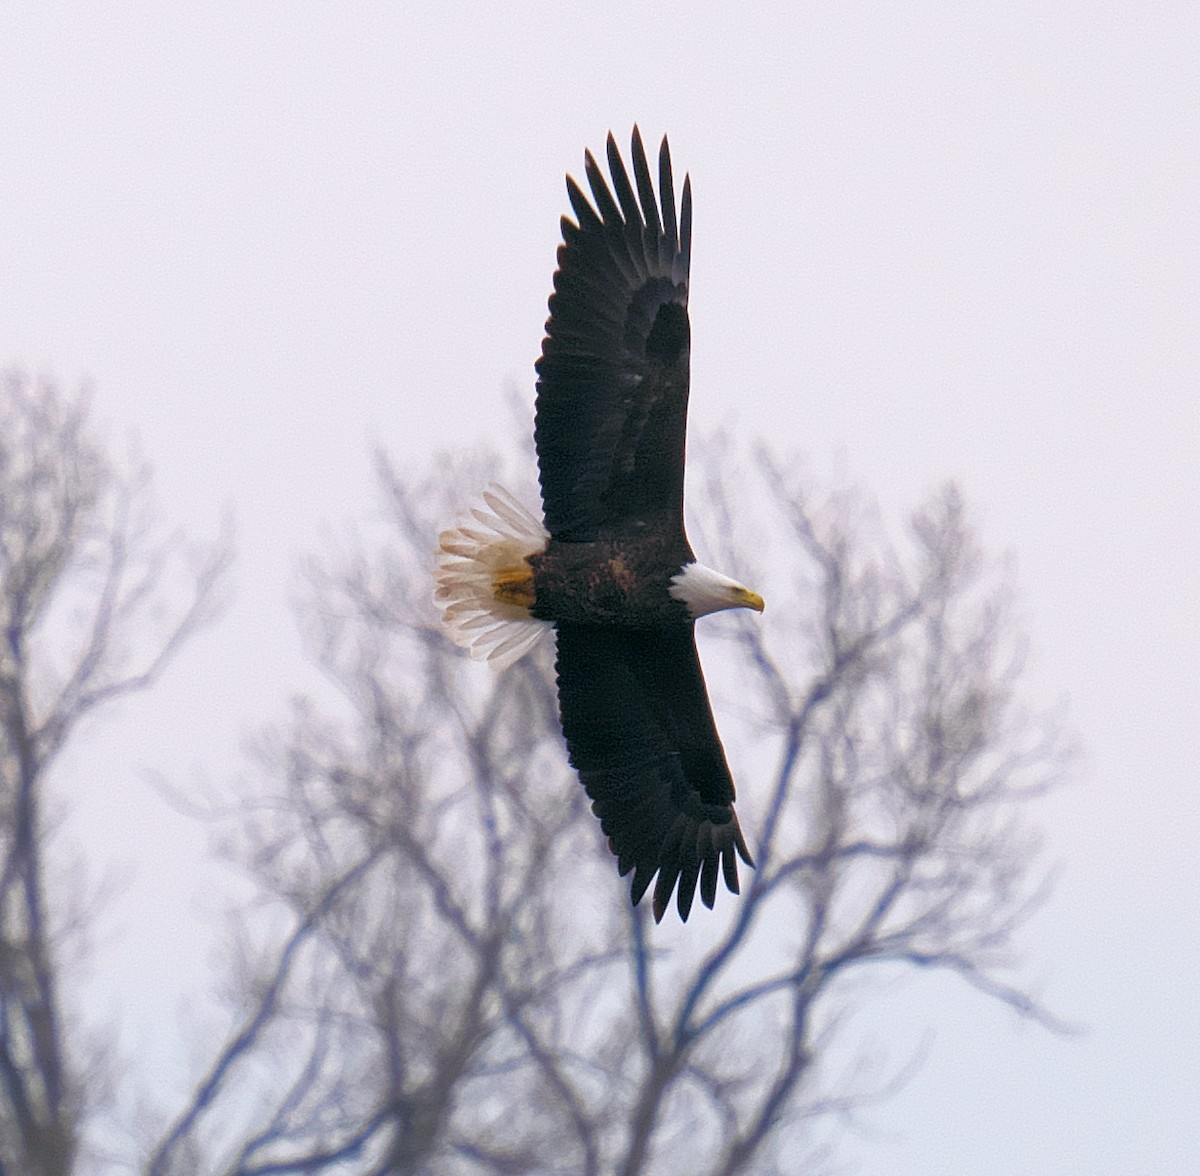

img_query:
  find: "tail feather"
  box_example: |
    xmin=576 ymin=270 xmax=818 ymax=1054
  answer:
xmin=434 ymin=485 xmax=551 ymax=671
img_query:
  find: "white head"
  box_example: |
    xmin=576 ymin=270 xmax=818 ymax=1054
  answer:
xmin=669 ymin=562 xmax=765 ymax=620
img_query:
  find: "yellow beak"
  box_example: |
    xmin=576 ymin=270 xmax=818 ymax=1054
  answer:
xmin=734 ymin=586 xmax=765 ymax=613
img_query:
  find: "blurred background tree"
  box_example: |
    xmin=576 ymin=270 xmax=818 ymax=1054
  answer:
xmin=0 ymin=370 xmax=229 ymax=1176
xmin=145 ymin=436 xmax=1072 ymax=1175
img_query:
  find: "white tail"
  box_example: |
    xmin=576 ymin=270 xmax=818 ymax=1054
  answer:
xmin=434 ymin=485 xmax=551 ymax=670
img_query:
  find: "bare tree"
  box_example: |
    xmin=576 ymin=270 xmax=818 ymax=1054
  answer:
xmin=150 ymin=436 xmax=1071 ymax=1176
xmin=0 ymin=370 xmax=229 ymax=1176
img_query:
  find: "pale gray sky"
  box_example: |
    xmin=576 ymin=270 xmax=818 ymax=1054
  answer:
xmin=3 ymin=3 xmax=1198 ymax=1171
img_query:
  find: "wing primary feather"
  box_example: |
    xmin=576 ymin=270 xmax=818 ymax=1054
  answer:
xmin=659 ymin=136 xmax=679 ymax=254
xmin=606 ymin=131 xmax=643 ymax=230
xmin=653 ymin=867 xmax=681 ymax=923
xmin=631 ymin=127 xmax=662 ymax=238
xmin=565 ymin=177 xmax=603 ymax=233
xmin=722 ymin=844 xmax=741 ymax=895
xmin=678 ymin=174 xmax=693 ymax=283
xmin=700 ymin=842 xmax=720 ymax=909
xmin=589 ymin=138 xmax=648 ymax=286
xmin=736 ymin=826 xmax=755 ymax=867
xmin=675 ymin=836 xmax=702 ymax=921
xmin=651 ymin=820 xmax=687 ymax=922
xmin=584 ymin=148 xmax=624 ymax=226
xmin=630 ymin=860 xmax=657 ymax=907
xmin=630 ymin=127 xmax=662 ymax=271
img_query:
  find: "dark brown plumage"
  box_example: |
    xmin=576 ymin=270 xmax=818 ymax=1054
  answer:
xmin=531 ymin=129 xmax=757 ymax=921
xmin=435 ymin=129 xmax=761 ymax=921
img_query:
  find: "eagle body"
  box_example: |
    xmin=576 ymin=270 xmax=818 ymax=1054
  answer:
xmin=529 ymin=537 xmax=694 ymax=629
xmin=435 ymin=129 xmax=763 ymax=921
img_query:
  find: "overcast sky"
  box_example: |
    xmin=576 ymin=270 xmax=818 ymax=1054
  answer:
xmin=3 ymin=3 xmax=1198 ymax=1172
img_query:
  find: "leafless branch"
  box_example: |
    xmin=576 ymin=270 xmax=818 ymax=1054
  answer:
xmin=1 ymin=369 xmax=229 ymax=1176
xmin=143 ymin=434 xmax=1071 ymax=1174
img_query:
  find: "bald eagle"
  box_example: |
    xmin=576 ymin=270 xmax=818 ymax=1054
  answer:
xmin=436 ymin=128 xmax=763 ymax=921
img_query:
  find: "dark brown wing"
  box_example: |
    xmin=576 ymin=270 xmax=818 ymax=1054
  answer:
xmin=554 ymin=624 xmax=753 ymax=921
xmin=535 ymin=127 xmax=693 ymax=543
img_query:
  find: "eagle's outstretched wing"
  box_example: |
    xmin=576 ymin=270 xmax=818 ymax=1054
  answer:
xmin=535 ymin=127 xmax=692 ymax=544
xmin=553 ymin=624 xmax=752 ymax=921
